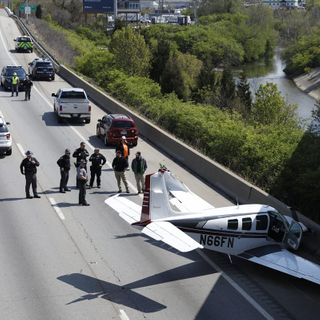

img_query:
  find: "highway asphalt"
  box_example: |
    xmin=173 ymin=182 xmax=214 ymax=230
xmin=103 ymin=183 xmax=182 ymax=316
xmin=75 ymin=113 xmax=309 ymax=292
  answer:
xmin=0 ymin=10 xmax=319 ymax=320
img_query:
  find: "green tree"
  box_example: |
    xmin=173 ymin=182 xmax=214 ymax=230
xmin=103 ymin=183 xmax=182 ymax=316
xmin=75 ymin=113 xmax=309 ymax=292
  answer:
xmin=161 ymin=51 xmax=203 ymax=101
xmin=220 ymin=67 xmax=235 ymax=108
xmin=250 ymin=83 xmax=297 ymax=126
xmin=110 ymin=28 xmax=151 ymax=77
xmin=236 ymin=72 xmax=252 ymax=116
xmin=35 ymin=5 xmax=42 ymax=19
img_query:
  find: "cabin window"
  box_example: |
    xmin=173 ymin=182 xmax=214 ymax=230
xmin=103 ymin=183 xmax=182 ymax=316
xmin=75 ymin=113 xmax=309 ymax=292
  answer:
xmin=227 ymin=219 xmax=238 ymax=230
xmin=256 ymin=215 xmax=268 ymax=230
xmin=242 ymin=217 xmax=252 ymax=230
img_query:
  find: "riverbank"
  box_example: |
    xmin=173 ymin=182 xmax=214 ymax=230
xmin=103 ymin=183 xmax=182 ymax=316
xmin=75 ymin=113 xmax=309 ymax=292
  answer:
xmin=294 ymin=68 xmax=320 ymax=101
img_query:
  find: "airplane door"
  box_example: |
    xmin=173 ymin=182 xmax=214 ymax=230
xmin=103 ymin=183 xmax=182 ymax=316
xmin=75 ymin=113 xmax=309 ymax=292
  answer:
xmin=283 ymin=221 xmax=302 ymax=250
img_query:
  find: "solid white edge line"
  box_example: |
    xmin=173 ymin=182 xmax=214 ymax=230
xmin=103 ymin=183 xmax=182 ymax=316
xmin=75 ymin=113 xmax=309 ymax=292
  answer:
xmin=196 ymin=250 xmax=274 ymax=320
xmin=49 ymin=197 xmax=65 ymax=220
xmin=119 ymin=309 xmax=130 ymax=320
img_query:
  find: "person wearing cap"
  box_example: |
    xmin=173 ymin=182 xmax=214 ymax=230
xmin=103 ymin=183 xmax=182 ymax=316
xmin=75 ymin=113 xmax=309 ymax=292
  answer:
xmin=88 ymin=148 xmax=106 ymax=188
xmin=57 ymin=149 xmax=71 ymax=193
xmin=115 ymin=136 xmax=130 ymax=164
xmin=11 ymin=72 xmax=19 ymax=97
xmin=131 ymin=151 xmax=147 ymax=193
xmin=77 ymin=159 xmax=89 ymax=206
xmin=20 ymin=150 xmax=40 ymax=199
xmin=112 ymin=150 xmax=129 ymax=193
xmin=73 ymin=142 xmax=89 ymax=188
xmin=23 ymin=75 xmax=33 ymax=101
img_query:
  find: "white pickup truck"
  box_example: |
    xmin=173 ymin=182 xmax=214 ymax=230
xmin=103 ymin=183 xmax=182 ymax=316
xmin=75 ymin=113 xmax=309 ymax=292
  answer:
xmin=51 ymin=88 xmax=91 ymax=124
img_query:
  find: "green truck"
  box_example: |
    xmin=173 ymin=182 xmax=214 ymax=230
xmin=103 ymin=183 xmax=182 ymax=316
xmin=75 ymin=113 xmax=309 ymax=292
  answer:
xmin=14 ymin=35 xmax=33 ymax=53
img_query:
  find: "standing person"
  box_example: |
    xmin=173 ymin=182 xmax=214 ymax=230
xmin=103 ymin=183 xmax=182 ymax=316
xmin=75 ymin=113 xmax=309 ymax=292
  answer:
xmin=115 ymin=136 xmax=130 ymax=164
xmin=23 ymin=75 xmax=33 ymax=101
xmin=11 ymin=72 xmax=19 ymax=97
xmin=20 ymin=150 xmax=40 ymax=199
xmin=57 ymin=149 xmax=71 ymax=193
xmin=89 ymin=148 xmax=106 ymax=188
xmin=112 ymin=150 xmax=129 ymax=193
xmin=131 ymin=151 xmax=147 ymax=194
xmin=73 ymin=142 xmax=89 ymax=188
xmin=77 ymin=159 xmax=89 ymax=206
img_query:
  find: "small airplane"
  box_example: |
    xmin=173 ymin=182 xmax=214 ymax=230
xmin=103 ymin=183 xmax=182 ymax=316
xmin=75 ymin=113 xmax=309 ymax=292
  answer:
xmin=105 ymin=166 xmax=320 ymax=286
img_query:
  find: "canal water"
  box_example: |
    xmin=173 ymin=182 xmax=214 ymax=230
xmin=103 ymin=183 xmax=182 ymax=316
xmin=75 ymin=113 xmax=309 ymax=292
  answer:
xmin=243 ymin=49 xmax=317 ymax=122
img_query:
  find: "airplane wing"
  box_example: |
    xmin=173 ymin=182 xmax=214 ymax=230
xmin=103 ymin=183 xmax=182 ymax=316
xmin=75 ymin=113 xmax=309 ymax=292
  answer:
xmin=105 ymin=194 xmax=141 ymax=224
xmin=238 ymin=245 xmax=320 ymax=285
xmin=142 ymin=221 xmax=203 ymax=252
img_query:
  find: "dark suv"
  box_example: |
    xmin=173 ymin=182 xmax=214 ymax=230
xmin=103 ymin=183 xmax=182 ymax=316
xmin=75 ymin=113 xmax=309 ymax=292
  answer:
xmin=0 ymin=65 xmax=27 ymax=91
xmin=28 ymin=58 xmax=55 ymax=80
xmin=96 ymin=114 xmax=139 ymax=146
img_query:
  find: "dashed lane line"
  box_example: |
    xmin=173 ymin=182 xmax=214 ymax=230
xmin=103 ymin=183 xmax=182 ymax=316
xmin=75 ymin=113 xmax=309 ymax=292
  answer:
xmin=48 ymin=197 xmax=66 ymax=220
xmin=119 ymin=309 xmax=130 ymax=320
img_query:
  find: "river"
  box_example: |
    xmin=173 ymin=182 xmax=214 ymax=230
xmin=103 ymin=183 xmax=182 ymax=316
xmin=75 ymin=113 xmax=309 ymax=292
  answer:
xmin=243 ymin=49 xmax=316 ymax=122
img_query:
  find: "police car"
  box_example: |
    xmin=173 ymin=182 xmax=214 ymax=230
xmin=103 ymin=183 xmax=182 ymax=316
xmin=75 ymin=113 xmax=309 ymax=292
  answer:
xmin=14 ymin=35 xmax=33 ymax=53
xmin=28 ymin=58 xmax=55 ymax=80
xmin=0 ymin=112 xmax=12 ymax=156
xmin=0 ymin=65 xmax=27 ymax=91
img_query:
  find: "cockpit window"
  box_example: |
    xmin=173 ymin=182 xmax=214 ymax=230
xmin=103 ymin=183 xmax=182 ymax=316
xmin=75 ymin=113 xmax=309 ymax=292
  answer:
xmin=256 ymin=215 xmax=268 ymax=230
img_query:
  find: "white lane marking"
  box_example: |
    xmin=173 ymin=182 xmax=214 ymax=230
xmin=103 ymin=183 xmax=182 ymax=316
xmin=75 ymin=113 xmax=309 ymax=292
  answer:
xmin=196 ymin=250 xmax=274 ymax=320
xmin=119 ymin=309 xmax=130 ymax=320
xmin=16 ymin=142 xmax=25 ymax=157
xmin=49 ymin=197 xmax=66 ymax=220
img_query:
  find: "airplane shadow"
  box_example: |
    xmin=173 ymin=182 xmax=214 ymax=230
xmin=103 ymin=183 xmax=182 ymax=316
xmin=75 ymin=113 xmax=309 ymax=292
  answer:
xmin=57 ymin=273 xmax=166 ymax=312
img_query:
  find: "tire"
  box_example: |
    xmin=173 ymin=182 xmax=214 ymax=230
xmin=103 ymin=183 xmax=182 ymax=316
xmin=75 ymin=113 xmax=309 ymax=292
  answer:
xmin=57 ymin=114 xmax=63 ymax=123
xmin=85 ymin=118 xmax=90 ymax=124
xmin=6 ymin=149 xmax=12 ymax=156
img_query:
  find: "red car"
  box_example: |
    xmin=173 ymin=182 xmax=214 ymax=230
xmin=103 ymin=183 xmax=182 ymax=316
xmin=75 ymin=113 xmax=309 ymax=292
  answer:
xmin=96 ymin=114 xmax=139 ymax=146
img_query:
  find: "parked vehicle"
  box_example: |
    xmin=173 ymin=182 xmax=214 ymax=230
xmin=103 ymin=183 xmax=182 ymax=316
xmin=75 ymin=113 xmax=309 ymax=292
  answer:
xmin=96 ymin=114 xmax=139 ymax=146
xmin=14 ymin=35 xmax=33 ymax=53
xmin=28 ymin=58 xmax=55 ymax=80
xmin=0 ymin=112 xmax=12 ymax=156
xmin=0 ymin=65 xmax=27 ymax=91
xmin=51 ymin=88 xmax=91 ymax=124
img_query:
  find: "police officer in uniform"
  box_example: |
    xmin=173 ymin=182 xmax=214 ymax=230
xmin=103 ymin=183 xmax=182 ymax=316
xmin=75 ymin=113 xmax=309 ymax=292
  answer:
xmin=89 ymin=148 xmax=106 ymax=188
xmin=73 ymin=142 xmax=89 ymax=188
xmin=11 ymin=72 xmax=19 ymax=97
xmin=23 ymin=75 xmax=33 ymax=100
xmin=20 ymin=150 xmax=40 ymax=199
xmin=57 ymin=149 xmax=71 ymax=193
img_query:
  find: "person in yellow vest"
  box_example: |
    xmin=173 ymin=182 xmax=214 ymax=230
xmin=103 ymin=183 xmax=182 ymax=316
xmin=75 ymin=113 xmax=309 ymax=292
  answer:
xmin=115 ymin=136 xmax=130 ymax=166
xmin=11 ymin=72 xmax=20 ymax=97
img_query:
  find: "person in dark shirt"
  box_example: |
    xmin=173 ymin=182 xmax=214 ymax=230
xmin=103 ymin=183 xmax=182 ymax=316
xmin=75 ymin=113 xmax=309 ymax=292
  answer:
xmin=24 ymin=76 xmax=33 ymax=101
xmin=57 ymin=148 xmax=71 ymax=193
xmin=73 ymin=142 xmax=89 ymax=188
xmin=20 ymin=150 xmax=40 ymax=199
xmin=112 ymin=150 xmax=129 ymax=193
xmin=89 ymin=148 xmax=106 ymax=188
xmin=131 ymin=151 xmax=147 ymax=193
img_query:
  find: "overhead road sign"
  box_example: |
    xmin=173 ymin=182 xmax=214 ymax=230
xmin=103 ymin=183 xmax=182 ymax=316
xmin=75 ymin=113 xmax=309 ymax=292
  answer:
xmin=83 ymin=0 xmax=114 ymax=13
